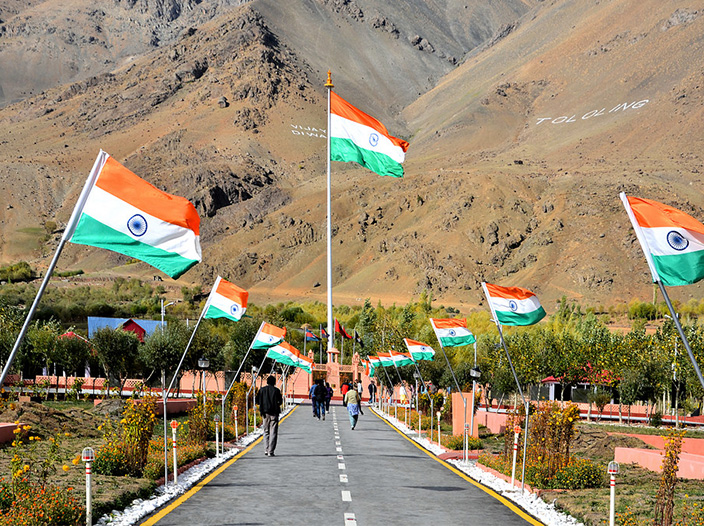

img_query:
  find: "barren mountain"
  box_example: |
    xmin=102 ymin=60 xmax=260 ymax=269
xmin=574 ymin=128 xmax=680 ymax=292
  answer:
xmin=1 ymin=0 xmax=703 ymax=311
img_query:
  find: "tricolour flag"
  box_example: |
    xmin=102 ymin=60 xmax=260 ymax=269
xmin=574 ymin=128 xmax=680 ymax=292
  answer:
xmin=388 ymin=349 xmax=414 ymax=367
xmin=252 ymin=322 xmax=286 ymax=350
xmin=330 ymin=91 xmax=409 ymax=178
xmin=266 ymin=342 xmax=312 ymax=374
xmin=367 ymin=355 xmax=380 ymax=377
xmin=621 ymin=193 xmax=704 ymax=286
xmin=377 ymin=352 xmax=394 ymax=367
xmin=430 ymin=318 xmax=476 ymax=347
xmin=204 ymin=276 xmax=248 ymax=322
xmin=403 ymin=338 xmax=435 ymax=361
xmin=64 ymin=150 xmax=201 ymax=279
xmin=481 ymin=282 xmax=546 ymax=326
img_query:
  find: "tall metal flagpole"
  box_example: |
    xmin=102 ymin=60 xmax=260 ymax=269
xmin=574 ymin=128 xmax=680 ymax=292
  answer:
xmin=162 ymin=302 xmax=209 ymax=486
xmin=619 ymin=192 xmax=704 ymax=389
xmin=658 ymin=281 xmax=704 ymax=389
xmin=437 ymin=343 xmax=467 ymax=445
xmin=220 ymin=321 xmax=265 ymax=450
xmin=481 ymin=282 xmax=530 ymax=492
xmin=0 ymin=151 xmax=106 ymax=388
xmin=495 ymin=322 xmax=530 ymax=492
xmin=325 ymin=71 xmax=334 ymax=370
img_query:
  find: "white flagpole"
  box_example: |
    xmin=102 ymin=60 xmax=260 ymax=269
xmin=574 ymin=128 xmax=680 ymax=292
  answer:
xmin=325 ymin=71 xmax=334 ymax=370
xmin=0 ymin=151 xmax=107 ymax=388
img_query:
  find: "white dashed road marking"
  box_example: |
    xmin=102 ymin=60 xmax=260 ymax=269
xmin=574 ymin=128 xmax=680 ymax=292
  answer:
xmin=340 ymin=474 xmax=348 ymax=483
xmin=341 ymin=490 xmax=352 ymax=502
xmin=338 ymin=463 xmax=346 ymax=470
xmin=344 ymin=512 xmax=357 ymax=525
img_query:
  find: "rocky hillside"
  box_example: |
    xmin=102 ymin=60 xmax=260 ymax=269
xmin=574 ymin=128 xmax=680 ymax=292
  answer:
xmin=1 ymin=0 xmax=703 ymax=312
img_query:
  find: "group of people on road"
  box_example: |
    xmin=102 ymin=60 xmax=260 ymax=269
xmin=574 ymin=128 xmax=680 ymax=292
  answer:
xmin=257 ymin=375 xmax=383 ymax=457
xmin=309 ymin=379 xmax=333 ymax=420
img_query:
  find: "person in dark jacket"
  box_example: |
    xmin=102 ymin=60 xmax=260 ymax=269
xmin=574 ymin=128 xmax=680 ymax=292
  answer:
xmin=256 ymin=376 xmax=283 ymax=456
xmin=368 ymin=382 xmax=377 ymax=404
xmin=325 ymin=382 xmax=333 ymax=411
xmin=313 ymin=378 xmax=327 ymax=420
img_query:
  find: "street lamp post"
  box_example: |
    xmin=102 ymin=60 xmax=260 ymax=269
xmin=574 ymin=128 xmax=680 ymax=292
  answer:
xmin=198 ymin=357 xmax=209 ymax=417
xmin=469 ymin=366 xmax=481 ymax=440
xmin=160 ymin=300 xmax=176 ymax=332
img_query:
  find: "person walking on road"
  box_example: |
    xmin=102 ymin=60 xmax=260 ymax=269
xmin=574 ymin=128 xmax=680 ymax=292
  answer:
xmin=325 ymin=382 xmax=333 ymax=412
xmin=344 ymin=387 xmax=361 ymax=429
xmin=309 ymin=383 xmax=318 ymax=418
xmin=256 ymin=376 xmax=283 ymax=457
xmin=368 ymin=382 xmax=377 ymax=404
xmin=341 ymin=381 xmax=350 ymax=406
xmin=313 ymin=379 xmax=327 ymax=420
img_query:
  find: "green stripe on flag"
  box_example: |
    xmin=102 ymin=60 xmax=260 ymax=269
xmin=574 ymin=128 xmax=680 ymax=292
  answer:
xmin=331 ymin=137 xmax=404 ymax=178
xmin=439 ymin=335 xmax=476 ymax=347
xmin=70 ymin=214 xmax=198 ymax=279
xmin=653 ymin=252 xmax=704 ymax=286
xmin=204 ymin=305 xmax=240 ymax=322
xmin=495 ymin=307 xmax=546 ymax=326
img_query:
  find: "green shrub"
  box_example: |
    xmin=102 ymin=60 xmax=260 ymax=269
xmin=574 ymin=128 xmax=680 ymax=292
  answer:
xmin=93 ymin=443 xmax=129 ymax=476
xmin=443 ymin=434 xmax=482 ymax=450
xmin=552 ymin=458 xmax=605 ymax=489
xmin=649 ymin=411 xmax=663 ymax=428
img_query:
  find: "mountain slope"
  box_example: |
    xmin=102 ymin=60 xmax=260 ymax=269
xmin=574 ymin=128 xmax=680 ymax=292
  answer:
xmin=1 ymin=0 xmax=703 ymax=311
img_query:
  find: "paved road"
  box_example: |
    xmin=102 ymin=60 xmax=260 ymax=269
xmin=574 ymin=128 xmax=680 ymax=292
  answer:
xmin=141 ymin=403 xmax=541 ymax=526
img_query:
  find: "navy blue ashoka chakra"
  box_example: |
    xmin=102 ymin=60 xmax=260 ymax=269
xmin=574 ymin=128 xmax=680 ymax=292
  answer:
xmin=369 ymin=133 xmax=380 ymax=147
xmin=666 ymin=230 xmax=689 ymax=251
xmin=509 ymin=300 xmax=519 ymax=312
xmin=127 ymin=214 xmax=148 ymax=237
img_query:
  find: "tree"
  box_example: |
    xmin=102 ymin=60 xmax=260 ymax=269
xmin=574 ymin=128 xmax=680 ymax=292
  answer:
xmin=55 ymin=333 xmax=91 ymax=377
xmin=92 ymin=328 xmax=141 ymax=394
xmin=140 ymin=322 xmax=190 ymax=392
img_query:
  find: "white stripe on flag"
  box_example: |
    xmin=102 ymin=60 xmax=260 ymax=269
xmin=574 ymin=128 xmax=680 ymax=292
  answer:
xmin=330 ymin=115 xmax=405 ymax=164
xmin=81 ymin=186 xmax=201 ymax=261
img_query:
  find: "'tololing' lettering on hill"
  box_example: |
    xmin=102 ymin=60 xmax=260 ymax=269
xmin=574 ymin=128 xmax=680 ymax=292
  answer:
xmin=535 ymin=99 xmax=650 ymax=126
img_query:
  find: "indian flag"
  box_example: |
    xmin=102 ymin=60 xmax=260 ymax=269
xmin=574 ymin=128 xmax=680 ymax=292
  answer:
xmin=404 ymin=338 xmax=435 ymax=361
xmin=389 ymin=349 xmax=414 ymax=367
xmin=267 ymin=342 xmax=311 ymax=373
xmin=482 ymin=282 xmax=546 ymax=326
xmin=430 ymin=318 xmax=475 ymax=347
xmin=204 ymin=276 xmax=248 ymax=322
xmin=377 ymin=352 xmax=394 ymax=367
xmin=621 ymin=193 xmax=704 ymax=286
xmin=367 ymin=355 xmax=380 ymax=377
xmin=252 ymin=322 xmax=286 ymax=350
xmin=330 ymin=91 xmax=409 ymax=178
xmin=64 ymin=150 xmax=201 ymax=279
xmin=295 ymin=352 xmax=314 ymax=374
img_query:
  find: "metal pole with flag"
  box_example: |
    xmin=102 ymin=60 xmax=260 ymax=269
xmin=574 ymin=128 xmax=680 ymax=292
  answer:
xmin=161 ymin=298 xmax=209 ymax=486
xmin=219 ymin=321 xmax=266 ymax=450
xmin=620 ymin=193 xmax=704 ymax=389
xmin=480 ymin=281 xmax=548 ymax=493
xmin=325 ymin=71 xmax=334 ymax=373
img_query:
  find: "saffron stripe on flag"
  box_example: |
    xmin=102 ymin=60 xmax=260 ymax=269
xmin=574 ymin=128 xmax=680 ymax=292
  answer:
xmin=95 ymin=156 xmax=200 ymax=232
